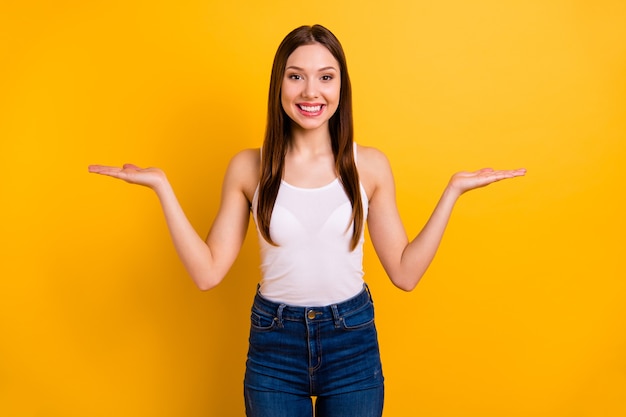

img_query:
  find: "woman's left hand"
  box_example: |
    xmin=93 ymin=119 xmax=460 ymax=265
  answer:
xmin=448 ymin=168 xmax=526 ymax=196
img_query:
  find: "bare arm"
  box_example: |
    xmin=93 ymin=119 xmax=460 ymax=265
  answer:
xmin=88 ymin=149 xmax=259 ymax=290
xmin=361 ymin=146 xmax=525 ymax=291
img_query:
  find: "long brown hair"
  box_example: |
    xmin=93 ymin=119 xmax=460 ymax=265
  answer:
xmin=257 ymin=24 xmax=364 ymax=251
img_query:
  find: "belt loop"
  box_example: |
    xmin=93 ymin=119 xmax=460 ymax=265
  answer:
xmin=276 ymin=304 xmax=286 ymax=328
xmin=330 ymin=304 xmax=341 ymax=328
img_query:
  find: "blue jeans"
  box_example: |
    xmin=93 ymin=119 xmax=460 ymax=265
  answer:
xmin=244 ymin=285 xmax=384 ymax=417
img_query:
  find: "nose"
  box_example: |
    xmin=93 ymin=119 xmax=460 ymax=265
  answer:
xmin=302 ymin=79 xmax=319 ymax=98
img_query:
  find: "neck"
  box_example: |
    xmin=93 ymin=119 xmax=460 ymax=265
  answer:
xmin=289 ymin=125 xmax=333 ymax=156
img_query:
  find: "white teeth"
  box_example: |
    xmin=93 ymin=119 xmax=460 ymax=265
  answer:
xmin=299 ymin=105 xmax=322 ymax=112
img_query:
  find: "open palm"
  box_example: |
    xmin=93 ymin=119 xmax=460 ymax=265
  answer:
xmin=449 ymin=168 xmax=526 ymax=195
xmin=88 ymin=164 xmax=167 ymax=189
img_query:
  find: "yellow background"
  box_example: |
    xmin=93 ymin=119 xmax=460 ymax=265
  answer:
xmin=1 ymin=1 xmax=625 ymax=416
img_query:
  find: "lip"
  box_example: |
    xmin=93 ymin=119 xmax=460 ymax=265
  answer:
xmin=296 ymin=103 xmax=326 ymax=117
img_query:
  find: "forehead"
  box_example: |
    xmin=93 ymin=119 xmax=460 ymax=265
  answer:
xmin=285 ymin=43 xmax=339 ymax=70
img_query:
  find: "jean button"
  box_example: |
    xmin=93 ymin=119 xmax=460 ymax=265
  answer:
xmin=307 ymin=310 xmax=317 ymax=320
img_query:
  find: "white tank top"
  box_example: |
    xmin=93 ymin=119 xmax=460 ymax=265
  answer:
xmin=251 ymin=146 xmax=369 ymax=306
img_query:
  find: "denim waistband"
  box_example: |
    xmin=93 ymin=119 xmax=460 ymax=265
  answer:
xmin=253 ymin=284 xmax=373 ymax=323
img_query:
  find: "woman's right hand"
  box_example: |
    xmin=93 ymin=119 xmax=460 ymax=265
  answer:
xmin=88 ymin=150 xmax=259 ymax=291
xmin=88 ymin=164 xmax=167 ymax=190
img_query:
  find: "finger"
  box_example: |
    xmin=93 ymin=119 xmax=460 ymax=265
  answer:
xmin=492 ymin=169 xmax=526 ymax=179
xmin=87 ymin=165 xmax=126 ymax=178
xmin=88 ymin=165 xmax=119 ymax=174
xmin=489 ymin=169 xmax=526 ymax=182
xmin=123 ymin=163 xmax=142 ymax=170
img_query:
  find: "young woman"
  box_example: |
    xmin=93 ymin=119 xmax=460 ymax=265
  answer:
xmin=89 ymin=24 xmax=525 ymax=417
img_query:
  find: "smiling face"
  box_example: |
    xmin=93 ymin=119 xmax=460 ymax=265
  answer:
xmin=281 ymin=43 xmax=341 ymax=133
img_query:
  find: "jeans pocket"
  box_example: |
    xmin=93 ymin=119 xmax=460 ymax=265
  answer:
xmin=250 ymin=306 xmax=278 ymax=331
xmin=340 ymin=302 xmax=375 ymax=331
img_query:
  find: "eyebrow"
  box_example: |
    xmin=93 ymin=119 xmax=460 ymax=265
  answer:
xmin=285 ymin=66 xmax=338 ymax=72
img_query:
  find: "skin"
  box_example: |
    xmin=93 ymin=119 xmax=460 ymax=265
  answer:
xmin=281 ymin=44 xmax=341 ymax=188
xmin=88 ymin=42 xmax=526 ymax=292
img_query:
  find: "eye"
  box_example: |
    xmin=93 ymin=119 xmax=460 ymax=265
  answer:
xmin=288 ymin=74 xmax=302 ymax=80
xmin=321 ymin=75 xmax=333 ymax=81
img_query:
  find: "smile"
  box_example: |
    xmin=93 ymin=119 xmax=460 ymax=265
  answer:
xmin=297 ymin=104 xmax=325 ymax=115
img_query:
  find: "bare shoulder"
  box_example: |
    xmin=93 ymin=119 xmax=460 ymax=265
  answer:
xmin=356 ymin=144 xmax=394 ymax=199
xmin=225 ymin=148 xmax=260 ymax=203
xmin=229 ymin=148 xmax=260 ymax=169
